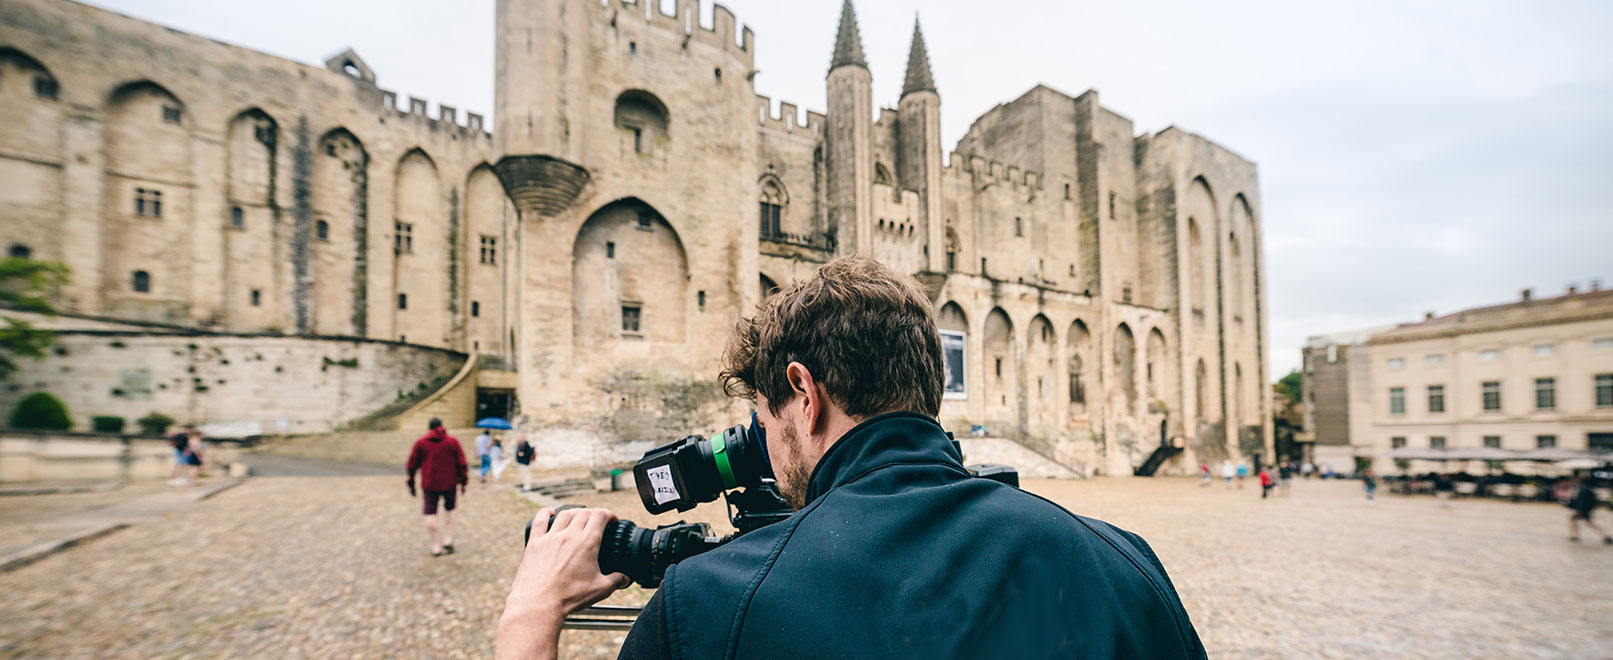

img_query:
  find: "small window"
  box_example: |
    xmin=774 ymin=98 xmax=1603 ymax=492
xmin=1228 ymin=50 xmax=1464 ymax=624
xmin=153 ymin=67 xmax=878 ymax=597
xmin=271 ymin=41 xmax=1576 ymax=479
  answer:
xmin=471 ymin=301 xmax=480 ymax=317
xmin=697 ymin=290 xmax=706 ymax=311
xmin=134 ymin=188 xmax=163 ymax=218
xmin=606 ymin=242 xmax=616 ymax=259
xmin=1483 ymin=436 xmax=1501 ymax=449
xmin=1386 ymin=357 xmax=1405 ymax=369
xmin=253 ymin=124 xmax=273 ymax=144
xmin=621 ymin=305 xmax=641 ymax=334
xmin=980 ymin=258 xmax=988 ymax=276
xmin=1122 ymin=287 xmax=1132 ymax=304
xmin=1533 ymin=343 xmax=1555 ymax=356
xmin=316 ymin=220 xmax=329 ymax=241
xmin=1597 ymin=373 xmax=1613 ymax=408
xmin=480 ymin=235 xmax=498 ymax=265
xmin=398 ymin=293 xmax=408 ymax=310
xmin=33 ymin=76 xmax=58 ymax=100
xmin=132 ymin=270 xmax=151 ymax=293
xmin=1014 ymin=217 xmax=1023 ymax=237
xmin=1536 ymin=434 xmax=1557 ymax=449
xmin=946 ymin=252 xmax=956 ymax=271
xmin=632 ymin=127 xmax=643 ymax=154
xmin=1427 ymin=385 xmax=1445 ymax=413
xmin=1069 ymin=264 xmax=1075 ymax=277
xmin=1535 ymin=377 xmax=1556 ymax=410
xmin=1391 ymin=436 xmax=1406 ymax=449
xmin=1482 ymin=381 xmax=1501 ymax=411
xmin=1430 ymin=436 xmax=1446 ymax=449
xmin=162 ymin=105 xmax=182 ymax=124
xmin=231 ymin=206 xmax=244 ymax=228
xmin=629 ymin=41 xmax=637 ymax=54
xmin=1425 ymin=354 xmax=1444 ymax=365
xmin=9 ymin=244 xmax=31 ymax=259
xmin=1108 ymin=191 xmax=1117 ymax=219
xmin=1327 ymin=345 xmax=1339 ymax=363
xmin=637 ymin=212 xmax=653 ymax=229
xmin=1479 ymin=349 xmax=1500 ymax=361
xmin=1594 ymin=338 xmax=1613 ymax=350
xmin=1389 ymin=387 xmax=1405 ymax=415
xmin=1064 ymin=183 xmax=1071 ymax=200
xmin=250 ymin=289 xmax=261 ymax=307
xmin=394 ymin=222 xmax=414 ymax=254
xmin=714 ymin=67 xmax=722 ymax=82
xmin=995 ymin=357 xmax=1003 ymax=378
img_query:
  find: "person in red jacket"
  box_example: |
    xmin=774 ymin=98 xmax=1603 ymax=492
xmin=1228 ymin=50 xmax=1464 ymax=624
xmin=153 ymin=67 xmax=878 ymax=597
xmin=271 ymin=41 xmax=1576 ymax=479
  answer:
xmin=1259 ymin=466 xmax=1274 ymax=499
xmin=406 ymin=418 xmax=469 ymax=557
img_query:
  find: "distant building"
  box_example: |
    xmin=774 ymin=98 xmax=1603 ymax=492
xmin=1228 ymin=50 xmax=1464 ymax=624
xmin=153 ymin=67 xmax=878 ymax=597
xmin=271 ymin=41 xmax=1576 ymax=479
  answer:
xmin=1303 ymin=285 xmax=1613 ymax=472
xmin=0 ymin=0 xmax=1271 ymax=473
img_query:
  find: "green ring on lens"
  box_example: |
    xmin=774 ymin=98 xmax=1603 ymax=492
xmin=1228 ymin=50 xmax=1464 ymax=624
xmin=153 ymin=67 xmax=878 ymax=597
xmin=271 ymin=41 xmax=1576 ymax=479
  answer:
xmin=711 ymin=432 xmax=737 ymax=490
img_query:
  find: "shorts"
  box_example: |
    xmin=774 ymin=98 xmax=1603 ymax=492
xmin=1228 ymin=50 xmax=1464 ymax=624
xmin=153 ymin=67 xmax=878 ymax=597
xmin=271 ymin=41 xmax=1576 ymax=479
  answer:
xmin=183 ymin=453 xmax=202 ymax=466
xmin=479 ymin=455 xmax=492 ymax=474
xmin=423 ymin=489 xmax=457 ymax=515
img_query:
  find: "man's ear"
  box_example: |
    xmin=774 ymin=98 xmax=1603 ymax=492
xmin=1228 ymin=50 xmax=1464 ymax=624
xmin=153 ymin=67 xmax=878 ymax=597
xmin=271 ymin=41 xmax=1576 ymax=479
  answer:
xmin=785 ymin=362 xmax=822 ymax=432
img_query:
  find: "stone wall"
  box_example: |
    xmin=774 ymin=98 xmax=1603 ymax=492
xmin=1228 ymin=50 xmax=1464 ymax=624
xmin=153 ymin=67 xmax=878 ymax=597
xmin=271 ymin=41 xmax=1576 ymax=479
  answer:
xmin=0 ymin=431 xmax=242 ymax=482
xmin=0 ymin=332 xmax=465 ymax=435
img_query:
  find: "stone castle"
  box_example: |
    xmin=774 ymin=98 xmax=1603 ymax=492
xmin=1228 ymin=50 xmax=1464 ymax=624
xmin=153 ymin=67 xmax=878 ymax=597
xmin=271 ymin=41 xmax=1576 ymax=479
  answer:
xmin=0 ymin=0 xmax=1270 ymax=475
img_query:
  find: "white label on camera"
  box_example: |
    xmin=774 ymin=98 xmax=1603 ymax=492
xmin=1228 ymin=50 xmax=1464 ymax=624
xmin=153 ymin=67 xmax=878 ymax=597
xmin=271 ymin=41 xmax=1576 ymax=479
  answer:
xmin=647 ymin=465 xmax=680 ymax=505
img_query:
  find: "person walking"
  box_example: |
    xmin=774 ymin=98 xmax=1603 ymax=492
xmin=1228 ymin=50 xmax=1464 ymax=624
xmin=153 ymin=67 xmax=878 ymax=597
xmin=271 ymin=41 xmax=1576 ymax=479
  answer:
xmin=475 ymin=429 xmax=493 ymax=483
xmin=1566 ymin=478 xmax=1612 ymax=544
xmin=1220 ymin=460 xmax=1236 ymax=489
xmin=1199 ymin=461 xmax=1211 ymax=487
xmin=1363 ymin=468 xmax=1378 ymax=504
xmin=176 ymin=430 xmax=206 ymax=485
xmin=1278 ymin=462 xmax=1294 ymax=496
xmin=1434 ymin=473 xmax=1455 ymax=508
xmin=489 ymin=434 xmax=507 ymax=482
xmin=406 ymin=418 xmax=468 ymax=557
xmin=167 ymin=424 xmax=196 ymax=485
xmin=1259 ymin=466 xmax=1274 ymax=499
xmin=1235 ymin=461 xmax=1249 ymax=489
xmin=514 ymin=434 xmax=536 ymax=492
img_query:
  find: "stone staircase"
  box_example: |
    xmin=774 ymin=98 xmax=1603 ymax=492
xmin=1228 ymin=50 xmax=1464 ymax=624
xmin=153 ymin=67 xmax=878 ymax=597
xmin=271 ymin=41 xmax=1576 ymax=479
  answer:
xmin=340 ymin=370 xmax=460 ymax=432
xmin=525 ymin=477 xmax=596 ymax=499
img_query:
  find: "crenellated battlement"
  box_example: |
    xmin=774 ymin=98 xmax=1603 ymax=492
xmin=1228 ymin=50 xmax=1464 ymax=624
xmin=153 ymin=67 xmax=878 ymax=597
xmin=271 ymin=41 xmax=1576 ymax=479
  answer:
xmin=755 ymin=94 xmax=824 ymax=137
xmin=378 ymin=89 xmax=492 ymax=140
xmin=947 ymin=152 xmax=1041 ymax=191
xmin=609 ymin=0 xmax=754 ymax=68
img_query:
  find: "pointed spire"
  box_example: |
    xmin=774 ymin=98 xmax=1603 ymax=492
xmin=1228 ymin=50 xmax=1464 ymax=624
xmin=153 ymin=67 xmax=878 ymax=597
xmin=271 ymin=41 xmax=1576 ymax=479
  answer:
xmin=830 ymin=0 xmax=867 ymax=70
xmin=902 ymin=16 xmax=936 ymax=96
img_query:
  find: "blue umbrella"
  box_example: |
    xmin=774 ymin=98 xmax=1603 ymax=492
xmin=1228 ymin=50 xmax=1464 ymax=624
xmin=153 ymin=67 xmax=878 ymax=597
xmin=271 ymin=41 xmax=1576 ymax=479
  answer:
xmin=475 ymin=417 xmax=512 ymax=430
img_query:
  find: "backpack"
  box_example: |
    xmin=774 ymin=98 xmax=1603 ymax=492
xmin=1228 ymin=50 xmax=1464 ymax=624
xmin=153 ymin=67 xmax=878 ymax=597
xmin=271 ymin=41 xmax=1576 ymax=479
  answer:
xmin=515 ymin=441 xmax=534 ymax=464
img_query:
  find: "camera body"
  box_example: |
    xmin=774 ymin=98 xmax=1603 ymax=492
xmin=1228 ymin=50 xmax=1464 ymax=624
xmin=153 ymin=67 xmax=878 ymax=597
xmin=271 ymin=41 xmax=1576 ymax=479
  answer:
xmin=525 ymin=414 xmax=1016 ymax=588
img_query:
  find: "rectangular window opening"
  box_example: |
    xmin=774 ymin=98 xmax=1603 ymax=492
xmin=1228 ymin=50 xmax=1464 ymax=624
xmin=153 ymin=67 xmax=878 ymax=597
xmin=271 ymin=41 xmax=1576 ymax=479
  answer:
xmin=1597 ymin=373 xmax=1613 ymax=408
xmin=1389 ymin=387 xmax=1405 ymax=415
xmin=1427 ymin=385 xmax=1445 ymax=413
xmin=1483 ymin=436 xmax=1501 ymax=449
xmin=162 ymin=105 xmax=182 ymax=124
xmin=1535 ymin=377 xmax=1556 ymax=410
xmin=250 ymin=289 xmax=261 ymax=307
xmin=621 ymin=305 xmax=642 ymax=334
xmin=1430 ymin=436 xmax=1446 ymax=449
xmin=1391 ymin=436 xmax=1406 ymax=449
xmin=1536 ymin=435 xmax=1557 ymax=449
xmin=606 ymin=242 xmax=616 ymax=259
xmin=697 ymin=290 xmax=706 ymax=311
xmin=1482 ymin=381 xmax=1501 ymax=411
xmin=471 ymin=301 xmax=480 ymax=317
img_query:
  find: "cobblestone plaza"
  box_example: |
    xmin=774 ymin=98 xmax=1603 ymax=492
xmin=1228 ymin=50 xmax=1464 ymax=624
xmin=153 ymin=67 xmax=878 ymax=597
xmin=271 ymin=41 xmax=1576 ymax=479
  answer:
xmin=1 ymin=473 xmax=1609 ymax=658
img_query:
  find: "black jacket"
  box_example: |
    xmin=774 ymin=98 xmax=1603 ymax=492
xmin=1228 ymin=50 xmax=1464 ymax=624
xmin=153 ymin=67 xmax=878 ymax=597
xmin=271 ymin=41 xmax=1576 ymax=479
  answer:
xmin=619 ymin=412 xmax=1205 ymax=660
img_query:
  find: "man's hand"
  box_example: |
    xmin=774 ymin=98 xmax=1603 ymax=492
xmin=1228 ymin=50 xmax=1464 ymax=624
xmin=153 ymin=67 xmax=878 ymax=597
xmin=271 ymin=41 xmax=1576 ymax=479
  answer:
xmin=407 ymin=481 xmax=416 ymax=498
xmin=460 ymin=482 xmax=467 ymax=496
xmin=495 ymin=507 xmax=630 ymax=660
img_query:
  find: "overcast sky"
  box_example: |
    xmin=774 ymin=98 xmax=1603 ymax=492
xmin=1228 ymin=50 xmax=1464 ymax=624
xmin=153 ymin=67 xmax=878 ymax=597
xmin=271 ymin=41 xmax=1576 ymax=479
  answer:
xmin=86 ymin=0 xmax=1613 ymax=381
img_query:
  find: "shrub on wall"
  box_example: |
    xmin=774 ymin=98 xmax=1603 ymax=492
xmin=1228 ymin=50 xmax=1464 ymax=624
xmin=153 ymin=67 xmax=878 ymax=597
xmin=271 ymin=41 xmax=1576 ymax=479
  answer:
xmin=91 ymin=415 xmax=126 ymax=433
xmin=137 ymin=412 xmax=176 ymax=436
xmin=9 ymin=392 xmax=72 ymax=430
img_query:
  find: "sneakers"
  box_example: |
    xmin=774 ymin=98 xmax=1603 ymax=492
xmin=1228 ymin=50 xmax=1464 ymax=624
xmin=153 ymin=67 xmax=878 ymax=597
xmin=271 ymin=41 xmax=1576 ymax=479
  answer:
xmin=443 ymin=544 xmax=455 ymax=555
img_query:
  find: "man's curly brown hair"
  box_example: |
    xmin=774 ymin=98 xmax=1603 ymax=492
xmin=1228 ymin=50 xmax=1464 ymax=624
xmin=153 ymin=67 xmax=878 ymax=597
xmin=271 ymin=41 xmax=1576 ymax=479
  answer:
xmin=719 ymin=256 xmax=943 ymax=419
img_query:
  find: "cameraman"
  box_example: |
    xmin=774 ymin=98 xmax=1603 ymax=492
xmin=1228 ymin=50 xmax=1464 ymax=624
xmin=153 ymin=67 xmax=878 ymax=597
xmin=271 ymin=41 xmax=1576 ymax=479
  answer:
xmin=497 ymin=256 xmax=1206 ymax=659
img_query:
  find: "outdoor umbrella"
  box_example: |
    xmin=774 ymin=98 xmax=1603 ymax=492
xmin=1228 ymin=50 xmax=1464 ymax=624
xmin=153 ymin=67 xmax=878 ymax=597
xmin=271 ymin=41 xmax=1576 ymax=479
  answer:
xmin=1445 ymin=447 xmax=1519 ymax=461
xmin=475 ymin=417 xmax=513 ymax=430
xmin=1388 ymin=447 xmax=1451 ymax=461
xmin=1555 ymin=458 xmax=1609 ymax=470
xmin=1516 ymin=448 xmax=1590 ymax=462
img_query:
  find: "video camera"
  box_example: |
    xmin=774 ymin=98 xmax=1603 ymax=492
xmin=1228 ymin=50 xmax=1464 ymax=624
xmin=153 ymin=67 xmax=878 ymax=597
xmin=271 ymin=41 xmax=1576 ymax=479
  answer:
xmin=524 ymin=414 xmax=1017 ymax=627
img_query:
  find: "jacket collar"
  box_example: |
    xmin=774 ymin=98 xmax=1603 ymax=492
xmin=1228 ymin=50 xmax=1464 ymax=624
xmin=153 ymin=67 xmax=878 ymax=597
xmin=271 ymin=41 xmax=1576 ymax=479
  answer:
xmin=803 ymin=412 xmax=963 ymax=506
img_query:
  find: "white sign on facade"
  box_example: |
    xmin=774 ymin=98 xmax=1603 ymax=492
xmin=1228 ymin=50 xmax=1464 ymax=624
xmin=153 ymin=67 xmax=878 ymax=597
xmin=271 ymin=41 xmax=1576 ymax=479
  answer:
xmin=940 ymin=330 xmax=967 ymax=401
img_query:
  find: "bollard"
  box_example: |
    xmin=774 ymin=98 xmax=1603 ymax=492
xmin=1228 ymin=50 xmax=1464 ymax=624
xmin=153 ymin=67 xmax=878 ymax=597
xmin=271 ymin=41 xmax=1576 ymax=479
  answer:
xmin=610 ymin=468 xmax=623 ymax=491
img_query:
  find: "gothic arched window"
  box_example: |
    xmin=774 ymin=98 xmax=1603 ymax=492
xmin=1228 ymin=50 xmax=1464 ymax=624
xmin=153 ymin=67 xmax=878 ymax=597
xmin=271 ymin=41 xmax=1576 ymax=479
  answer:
xmin=759 ymin=177 xmax=787 ymax=238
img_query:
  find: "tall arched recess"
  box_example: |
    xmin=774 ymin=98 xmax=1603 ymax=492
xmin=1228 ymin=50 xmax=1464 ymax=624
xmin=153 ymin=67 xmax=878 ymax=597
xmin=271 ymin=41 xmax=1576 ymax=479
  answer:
xmin=0 ymin=49 xmax=66 ymax=280
xmin=103 ymin=80 xmax=191 ymax=324
xmin=1113 ymin=323 xmax=1138 ymax=413
xmin=222 ymin=108 xmax=278 ymax=331
xmin=572 ymin=198 xmax=690 ymax=366
xmin=313 ymin=128 xmax=368 ymax=336
xmin=1067 ymin=319 xmax=1092 ymax=420
xmin=1027 ymin=314 xmax=1057 ymax=431
xmin=983 ymin=308 xmax=1017 ymax=430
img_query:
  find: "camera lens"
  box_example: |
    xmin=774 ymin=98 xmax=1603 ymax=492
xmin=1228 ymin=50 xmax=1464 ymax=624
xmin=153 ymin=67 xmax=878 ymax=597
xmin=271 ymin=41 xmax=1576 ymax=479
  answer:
xmin=524 ymin=513 xmax=717 ymax=588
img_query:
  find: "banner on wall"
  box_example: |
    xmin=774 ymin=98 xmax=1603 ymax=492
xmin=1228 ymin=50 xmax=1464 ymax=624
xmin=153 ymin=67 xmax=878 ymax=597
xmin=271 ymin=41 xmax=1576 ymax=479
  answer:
xmin=940 ymin=330 xmax=967 ymax=401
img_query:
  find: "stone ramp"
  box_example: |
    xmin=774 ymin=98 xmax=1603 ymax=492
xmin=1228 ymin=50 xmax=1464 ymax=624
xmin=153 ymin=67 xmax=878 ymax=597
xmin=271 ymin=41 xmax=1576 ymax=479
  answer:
xmin=0 ymin=478 xmax=243 ymax=572
xmin=957 ymin=437 xmax=1082 ymax=479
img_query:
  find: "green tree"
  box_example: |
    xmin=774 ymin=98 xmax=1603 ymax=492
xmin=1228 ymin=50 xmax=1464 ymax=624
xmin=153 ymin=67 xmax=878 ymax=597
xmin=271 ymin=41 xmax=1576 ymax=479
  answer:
xmin=10 ymin=391 xmax=72 ymax=430
xmin=0 ymin=258 xmax=69 ymax=379
xmin=1273 ymin=369 xmax=1303 ymax=403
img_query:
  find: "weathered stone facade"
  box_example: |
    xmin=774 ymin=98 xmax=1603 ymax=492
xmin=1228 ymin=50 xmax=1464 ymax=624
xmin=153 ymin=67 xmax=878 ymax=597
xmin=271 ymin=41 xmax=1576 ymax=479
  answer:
xmin=0 ymin=0 xmax=1270 ymax=474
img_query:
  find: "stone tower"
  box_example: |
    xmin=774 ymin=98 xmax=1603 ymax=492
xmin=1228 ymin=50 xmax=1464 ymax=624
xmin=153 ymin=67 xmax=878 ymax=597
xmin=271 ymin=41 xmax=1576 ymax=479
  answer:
xmin=897 ymin=17 xmax=943 ymax=272
xmin=825 ymin=0 xmax=873 ymax=255
xmin=492 ymin=0 xmax=591 ymax=220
